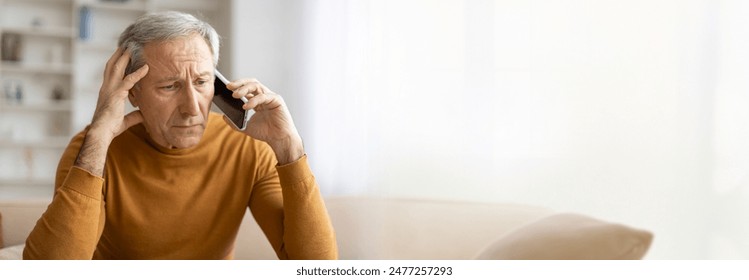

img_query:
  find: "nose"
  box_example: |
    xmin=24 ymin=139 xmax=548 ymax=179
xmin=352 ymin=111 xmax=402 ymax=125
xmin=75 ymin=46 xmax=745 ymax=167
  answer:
xmin=179 ymin=83 xmax=201 ymax=117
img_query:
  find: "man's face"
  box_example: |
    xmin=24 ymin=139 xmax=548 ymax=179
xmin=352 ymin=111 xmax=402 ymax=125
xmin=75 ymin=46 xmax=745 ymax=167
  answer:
xmin=130 ymin=34 xmax=214 ymax=149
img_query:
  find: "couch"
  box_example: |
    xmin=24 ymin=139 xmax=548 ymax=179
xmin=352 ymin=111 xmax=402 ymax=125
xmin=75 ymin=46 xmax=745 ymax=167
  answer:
xmin=0 ymin=196 xmax=653 ymax=260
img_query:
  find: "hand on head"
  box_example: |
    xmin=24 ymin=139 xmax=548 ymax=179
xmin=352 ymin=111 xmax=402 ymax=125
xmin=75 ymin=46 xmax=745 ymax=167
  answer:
xmin=89 ymin=47 xmax=148 ymax=143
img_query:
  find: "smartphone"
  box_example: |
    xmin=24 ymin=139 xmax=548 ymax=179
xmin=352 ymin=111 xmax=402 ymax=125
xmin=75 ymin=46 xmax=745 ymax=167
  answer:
xmin=213 ymin=70 xmax=251 ymax=130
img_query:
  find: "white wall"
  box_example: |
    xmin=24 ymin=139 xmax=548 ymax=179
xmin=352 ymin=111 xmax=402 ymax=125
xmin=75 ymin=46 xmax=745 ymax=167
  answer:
xmin=228 ymin=0 xmax=304 ymax=108
xmin=230 ymin=0 xmax=749 ymax=259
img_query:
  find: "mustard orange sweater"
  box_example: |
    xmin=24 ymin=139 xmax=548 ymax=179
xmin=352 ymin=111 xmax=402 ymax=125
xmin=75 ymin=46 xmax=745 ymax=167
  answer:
xmin=23 ymin=112 xmax=337 ymax=259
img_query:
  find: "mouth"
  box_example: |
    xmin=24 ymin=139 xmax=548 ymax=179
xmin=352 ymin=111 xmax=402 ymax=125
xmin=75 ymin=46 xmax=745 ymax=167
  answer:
xmin=172 ymin=124 xmax=202 ymax=129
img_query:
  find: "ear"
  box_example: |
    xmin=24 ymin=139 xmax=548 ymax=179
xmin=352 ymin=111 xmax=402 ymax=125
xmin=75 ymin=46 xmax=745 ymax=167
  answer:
xmin=128 ymin=88 xmax=139 ymax=107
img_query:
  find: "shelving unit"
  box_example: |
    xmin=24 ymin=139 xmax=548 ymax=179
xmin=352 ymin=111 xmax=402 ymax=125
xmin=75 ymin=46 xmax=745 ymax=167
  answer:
xmin=0 ymin=62 xmax=73 ymax=75
xmin=0 ymin=26 xmax=76 ymax=38
xmin=0 ymin=101 xmax=72 ymax=112
xmin=1 ymin=0 xmax=230 ymax=199
xmin=0 ymin=136 xmax=71 ymax=149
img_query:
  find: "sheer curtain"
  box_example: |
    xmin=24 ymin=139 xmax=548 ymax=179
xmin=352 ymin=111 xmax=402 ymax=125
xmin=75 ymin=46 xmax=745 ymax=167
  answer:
xmin=712 ymin=0 xmax=749 ymax=259
xmin=300 ymin=0 xmax=508 ymax=196
xmin=234 ymin=0 xmax=749 ymax=259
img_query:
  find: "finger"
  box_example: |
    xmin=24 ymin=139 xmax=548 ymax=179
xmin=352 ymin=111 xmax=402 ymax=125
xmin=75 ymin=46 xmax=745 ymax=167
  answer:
xmin=231 ymin=83 xmax=259 ymax=99
xmin=259 ymin=84 xmax=272 ymax=95
xmin=243 ymin=93 xmax=282 ymax=111
xmin=227 ymin=78 xmax=259 ymax=91
xmin=103 ymin=47 xmax=125 ymax=79
xmin=122 ymin=110 xmax=144 ymax=132
xmin=253 ymin=84 xmax=270 ymax=96
xmin=120 ymin=64 xmax=149 ymax=90
xmin=109 ymin=48 xmax=133 ymax=82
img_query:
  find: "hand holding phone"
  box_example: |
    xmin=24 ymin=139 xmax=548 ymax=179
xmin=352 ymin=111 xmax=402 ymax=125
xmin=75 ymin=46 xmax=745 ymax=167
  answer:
xmin=213 ymin=70 xmax=252 ymax=130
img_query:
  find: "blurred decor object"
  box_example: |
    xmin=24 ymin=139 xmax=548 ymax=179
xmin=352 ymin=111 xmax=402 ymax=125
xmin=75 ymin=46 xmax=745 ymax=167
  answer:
xmin=1 ymin=33 xmax=22 ymax=62
xmin=2 ymin=80 xmax=11 ymax=103
xmin=3 ymin=79 xmax=23 ymax=104
xmin=52 ymin=85 xmax=65 ymax=101
xmin=31 ymin=17 xmax=45 ymax=28
xmin=79 ymin=6 xmax=92 ymax=41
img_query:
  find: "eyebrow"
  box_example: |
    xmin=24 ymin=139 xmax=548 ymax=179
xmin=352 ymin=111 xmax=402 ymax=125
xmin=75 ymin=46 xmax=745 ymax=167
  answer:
xmin=154 ymin=71 xmax=213 ymax=83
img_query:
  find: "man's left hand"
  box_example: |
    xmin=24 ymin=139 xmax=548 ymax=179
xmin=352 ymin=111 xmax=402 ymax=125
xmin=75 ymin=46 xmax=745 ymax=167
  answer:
xmin=224 ymin=78 xmax=304 ymax=165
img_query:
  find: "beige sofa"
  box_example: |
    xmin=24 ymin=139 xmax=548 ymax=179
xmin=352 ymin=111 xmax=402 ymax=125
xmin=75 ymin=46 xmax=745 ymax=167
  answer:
xmin=0 ymin=196 xmax=653 ymax=260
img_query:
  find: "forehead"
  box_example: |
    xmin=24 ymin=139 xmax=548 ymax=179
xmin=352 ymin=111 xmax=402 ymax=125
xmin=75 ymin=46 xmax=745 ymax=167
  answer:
xmin=142 ymin=34 xmax=213 ymax=71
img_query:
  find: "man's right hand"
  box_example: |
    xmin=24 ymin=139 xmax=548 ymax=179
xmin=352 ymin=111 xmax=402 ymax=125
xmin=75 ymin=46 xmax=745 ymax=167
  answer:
xmin=74 ymin=48 xmax=148 ymax=176
xmin=89 ymin=47 xmax=149 ymax=143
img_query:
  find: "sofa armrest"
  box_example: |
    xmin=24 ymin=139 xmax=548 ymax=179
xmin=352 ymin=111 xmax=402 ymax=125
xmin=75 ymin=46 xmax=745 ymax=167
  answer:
xmin=0 ymin=198 xmax=51 ymax=248
xmin=0 ymin=212 xmax=4 ymax=248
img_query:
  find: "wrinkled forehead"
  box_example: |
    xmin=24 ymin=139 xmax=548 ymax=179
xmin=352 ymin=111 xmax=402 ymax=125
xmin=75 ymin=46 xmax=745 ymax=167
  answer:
xmin=142 ymin=35 xmax=214 ymax=73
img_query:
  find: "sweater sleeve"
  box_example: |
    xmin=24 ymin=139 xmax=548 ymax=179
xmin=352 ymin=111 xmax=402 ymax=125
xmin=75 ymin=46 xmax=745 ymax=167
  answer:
xmin=248 ymin=155 xmax=338 ymax=260
xmin=23 ymin=132 xmax=106 ymax=260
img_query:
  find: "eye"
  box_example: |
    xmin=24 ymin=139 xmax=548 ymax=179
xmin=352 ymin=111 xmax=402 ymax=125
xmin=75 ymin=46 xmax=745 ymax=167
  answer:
xmin=160 ymin=83 xmax=178 ymax=91
xmin=195 ymin=79 xmax=208 ymax=86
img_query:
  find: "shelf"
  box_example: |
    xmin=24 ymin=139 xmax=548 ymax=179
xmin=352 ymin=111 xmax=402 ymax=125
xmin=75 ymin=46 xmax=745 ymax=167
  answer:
xmin=151 ymin=0 xmax=218 ymax=12
xmin=3 ymin=0 xmax=72 ymax=3
xmin=0 ymin=178 xmax=54 ymax=188
xmin=0 ymin=186 xmax=53 ymax=201
xmin=76 ymin=40 xmax=118 ymax=52
xmin=0 ymin=26 xmax=76 ymax=38
xmin=83 ymin=1 xmax=147 ymax=12
xmin=0 ymin=101 xmax=72 ymax=112
xmin=0 ymin=137 xmax=70 ymax=149
xmin=0 ymin=62 xmax=72 ymax=75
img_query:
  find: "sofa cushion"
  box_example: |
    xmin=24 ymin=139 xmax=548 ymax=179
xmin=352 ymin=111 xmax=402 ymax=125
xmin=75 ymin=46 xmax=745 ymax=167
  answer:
xmin=0 ymin=244 xmax=23 ymax=260
xmin=475 ymin=213 xmax=654 ymax=260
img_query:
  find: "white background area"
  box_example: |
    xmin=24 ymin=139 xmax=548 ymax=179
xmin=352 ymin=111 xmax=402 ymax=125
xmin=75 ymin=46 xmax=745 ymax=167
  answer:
xmin=231 ymin=0 xmax=749 ymax=259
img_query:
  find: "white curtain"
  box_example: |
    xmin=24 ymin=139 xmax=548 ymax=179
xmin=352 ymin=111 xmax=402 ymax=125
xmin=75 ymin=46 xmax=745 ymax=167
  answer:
xmin=711 ymin=0 xmax=749 ymax=259
xmin=234 ymin=0 xmax=749 ymax=259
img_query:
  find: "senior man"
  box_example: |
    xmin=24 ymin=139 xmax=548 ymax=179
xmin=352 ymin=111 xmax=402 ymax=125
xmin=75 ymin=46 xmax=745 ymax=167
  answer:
xmin=23 ymin=11 xmax=337 ymax=259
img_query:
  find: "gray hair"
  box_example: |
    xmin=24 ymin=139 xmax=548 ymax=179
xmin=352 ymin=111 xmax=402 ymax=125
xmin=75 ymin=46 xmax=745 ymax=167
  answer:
xmin=118 ymin=11 xmax=220 ymax=76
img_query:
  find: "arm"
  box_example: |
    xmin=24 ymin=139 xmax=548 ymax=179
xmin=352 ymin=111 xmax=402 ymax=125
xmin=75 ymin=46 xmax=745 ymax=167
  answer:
xmin=23 ymin=132 xmax=107 ymax=259
xmin=249 ymin=154 xmax=338 ymax=260
xmin=23 ymin=48 xmax=148 ymax=259
xmin=225 ymin=79 xmax=337 ymax=259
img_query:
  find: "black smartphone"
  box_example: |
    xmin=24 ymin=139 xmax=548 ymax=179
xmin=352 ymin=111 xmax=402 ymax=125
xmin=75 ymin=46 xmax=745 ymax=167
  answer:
xmin=213 ymin=70 xmax=250 ymax=130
